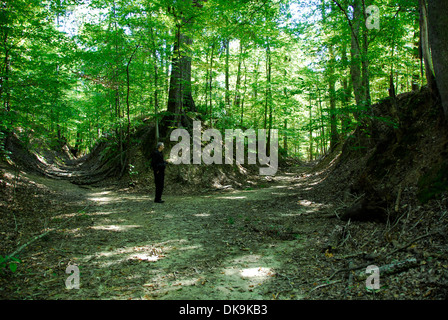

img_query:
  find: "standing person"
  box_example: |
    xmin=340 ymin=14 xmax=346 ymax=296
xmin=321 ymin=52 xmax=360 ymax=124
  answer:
xmin=151 ymin=142 xmax=167 ymax=203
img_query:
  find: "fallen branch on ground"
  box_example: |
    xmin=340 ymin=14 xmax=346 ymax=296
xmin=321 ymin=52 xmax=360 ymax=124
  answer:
xmin=355 ymin=258 xmax=418 ymax=281
xmin=306 ymin=279 xmax=343 ymax=297
xmin=384 ymin=231 xmax=435 ymax=258
xmin=3 ymin=205 xmax=90 ymax=264
xmin=328 ymin=231 xmax=436 ymax=280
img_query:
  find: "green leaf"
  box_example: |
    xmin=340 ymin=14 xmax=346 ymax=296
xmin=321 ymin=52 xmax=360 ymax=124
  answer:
xmin=9 ymin=263 xmax=18 ymax=273
xmin=11 ymin=256 xmax=21 ymax=263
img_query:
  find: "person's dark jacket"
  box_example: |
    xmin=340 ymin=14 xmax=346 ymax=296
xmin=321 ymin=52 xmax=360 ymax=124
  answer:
xmin=151 ymin=149 xmax=166 ymax=172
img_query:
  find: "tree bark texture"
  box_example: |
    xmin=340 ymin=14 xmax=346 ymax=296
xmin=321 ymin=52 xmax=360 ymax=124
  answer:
xmin=167 ymin=24 xmax=196 ymax=125
xmin=427 ymin=1 xmax=448 ymax=120
xmin=418 ymin=0 xmax=437 ymax=94
xmin=349 ymin=0 xmax=368 ymax=120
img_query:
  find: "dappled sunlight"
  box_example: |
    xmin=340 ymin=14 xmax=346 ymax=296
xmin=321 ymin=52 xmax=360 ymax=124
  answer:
xmin=90 ymin=224 xmax=141 ymax=232
xmin=271 ymin=185 xmax=289 ymax=189
xmin=280 ymin=212 xmax=304 ymax=217
xmin=70 ymin=238 xmax=209 ymax=297
xmin=51 ymin=208 xmax=114 ymax=220
xmin=298 ymin=199 xmax=313 ymax=206
xmin=240 ymin=267 xmax=274 ymax=279
xmin=193 ymin=213 xmax=210 ymax=217
xmin=119 ymin=195 xmax=152 ymax=202
xmin=294 ymin=198 xmax=327 ymax=215
xmin=88 ymin=191 xmax=113 ymax=203
xmin=79 ymin=239 xmax=195 ymax=270
xmin=80 ymin=238 xmax=197 ymax=266
xmin=216 ymin=196 xmax=247 ymax=200
xmin=88 ymin=190 xmax=150 ymax=201
xmin=220 ymin=254 xmax=277 ymax=290
xmin=308 ymin=177 xmax=328 ymax=186
xmin=11 ymin=164 xmax=320 ymax=300
xmin=222 ymin=265 xmax=274 ymax=281
xmin=90 ymin=191 xmax=112 ymax=196
xmin=131 ymin=253 xmax=161 ymax=262
xmin=83 ymin=211 xmax=114 ymax=217
xmin=270 ymin=192 xmax=288 ymax=196
xmin=87 ymin=191 xmax=154 ymax=209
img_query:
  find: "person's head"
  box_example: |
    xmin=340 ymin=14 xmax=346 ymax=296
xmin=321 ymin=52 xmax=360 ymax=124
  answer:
xmin=157 ymin=142 xmax=164 ymax=151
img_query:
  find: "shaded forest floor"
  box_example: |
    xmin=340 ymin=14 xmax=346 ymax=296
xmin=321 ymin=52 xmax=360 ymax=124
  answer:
xmin=1 ymin=88 xmax=448 ymax=300
xmin=1 ymin=157 xmax=447 ymax=300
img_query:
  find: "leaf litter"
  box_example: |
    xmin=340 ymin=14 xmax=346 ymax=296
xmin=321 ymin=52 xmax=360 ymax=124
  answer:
xmin=1 ymin=161 xmax=447 ymax=300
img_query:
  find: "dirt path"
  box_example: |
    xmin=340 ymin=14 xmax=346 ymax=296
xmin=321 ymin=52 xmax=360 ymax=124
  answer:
xmin=5 ymin=164 xmax=446 ymax=301
xmin=71 ymin=187 xmax=301 ymax=300
xmin=5 ymin=167 xmax=339 ymax=300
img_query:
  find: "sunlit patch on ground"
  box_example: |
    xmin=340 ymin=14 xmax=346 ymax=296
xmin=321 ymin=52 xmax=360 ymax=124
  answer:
xmin=240 ymin=267 xmax=274 ymax=278
xmin=90 ymin=224 xmax=140 ymax=232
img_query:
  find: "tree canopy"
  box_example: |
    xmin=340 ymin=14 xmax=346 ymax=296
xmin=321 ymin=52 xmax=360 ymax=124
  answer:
xmin=1 ymin=0 xmax=444 ymax=160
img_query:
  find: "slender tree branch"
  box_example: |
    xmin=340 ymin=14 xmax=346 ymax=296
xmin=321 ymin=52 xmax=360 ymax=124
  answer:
xmin=332 ymin=0 xmax=361 ymax=52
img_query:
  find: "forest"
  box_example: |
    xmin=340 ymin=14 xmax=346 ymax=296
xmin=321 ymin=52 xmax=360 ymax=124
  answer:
xmin=1 ymin=0 xmax=448 ymax=303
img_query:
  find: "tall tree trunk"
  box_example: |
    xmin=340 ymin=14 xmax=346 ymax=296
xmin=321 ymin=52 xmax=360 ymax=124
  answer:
xmin=167 ymin=23 xmax=196 ymax=127
xmin=224 ymin=38 xmax=231 ymax=109
xmin=126 ymin=47 xmax=134 ymax=133
xmin=124 ymin=44 xmax=139 ymax=174
xmin=208 ymin=41 xmax=215 ymax=126
xmin=204 ymin=47 xmax=209 ymax=110
xmin=150 ymin=28 xmax=160 ymax=141
xmin=111 ymin=1 xmax=124 ymax=169
xmin=350 ymin=0 xmax=364 ymax=119
xmin=282 ymin=55 xmax=291 ymax=154
xmin=1 ymin=1 xmax=10 ymax=113
xmin=241 ymin=61 xmax=247 ymax=127
xmin=166 ymin=0 xmax=205 ymax=128
xmin=341 ymin=42 xmax=352 ymax=133
xmin=328 ymin=45 xmax=338 ymax=151
xmin=418 ymin=0 xmax=436 ymax=94
xmin=253 ymin=58 xmax=260 ymax=109
xmin=265 ymin=40 xmax=273 ymax=149
xmin=283 ymin=118 xmax=288 ymax=157
xmin=317 ymin=88 xmax=325 ymax=155
xmin=1 ymin=34 xmax=10 ymax=113
xmin=361 ymin=23 xmax=371 ymax=107
xmin=3 ymin=50 xmax=10 ymax=112
xmin=427 ymin=0 xmax=448 ymax=121
xmin=234 ymin=41 xmax=243 ymax=110
xmin=309 ymin=91 xmax=313 ymax=161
